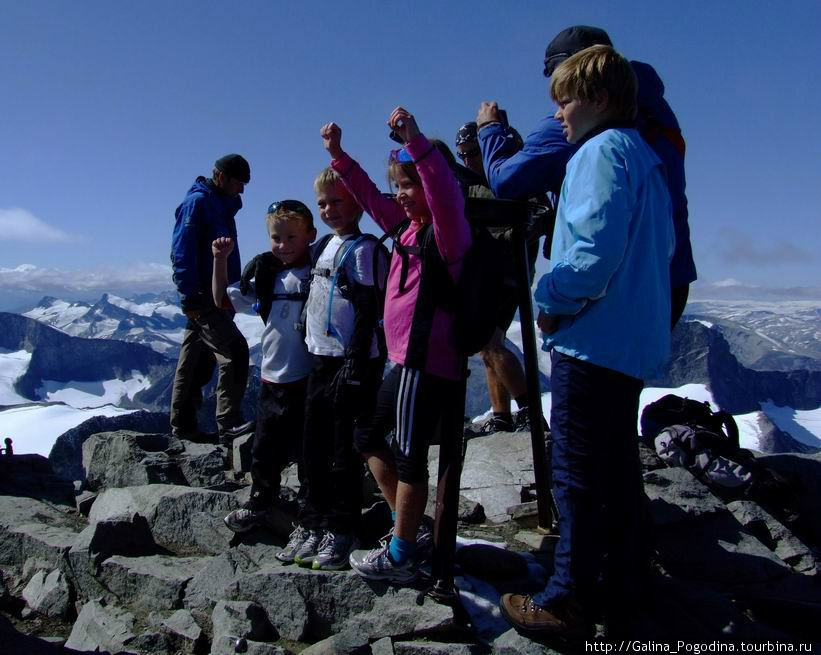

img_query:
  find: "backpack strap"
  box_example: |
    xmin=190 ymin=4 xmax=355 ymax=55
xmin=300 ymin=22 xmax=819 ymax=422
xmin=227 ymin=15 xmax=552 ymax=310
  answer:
xmin=324 ymin=234 xmax=364 ymax=339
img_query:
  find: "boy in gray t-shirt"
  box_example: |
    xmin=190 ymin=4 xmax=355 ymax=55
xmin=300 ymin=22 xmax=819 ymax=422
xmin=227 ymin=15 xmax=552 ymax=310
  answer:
xmin=212 ymin=200 xmax=317 ymax=564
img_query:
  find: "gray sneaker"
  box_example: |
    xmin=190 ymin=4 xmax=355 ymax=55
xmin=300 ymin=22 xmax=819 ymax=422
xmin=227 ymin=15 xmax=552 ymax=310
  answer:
xmin=349 ymin=540 xmax=419 ymax=584
xmin=223 ymin=507 xmax=266 ymax=533
xmin=312 ymin=531 xmax=360 ymax=571
xmin=293 ymin=529 xmax=323 ymax=567
xmin=277 ymin=524 xmax=309 ymax=564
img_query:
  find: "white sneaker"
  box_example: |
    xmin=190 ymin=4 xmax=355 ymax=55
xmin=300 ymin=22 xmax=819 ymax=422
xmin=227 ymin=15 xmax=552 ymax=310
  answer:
xmin=312 ymin=531 xmax=360 ymax=571
xmin=349 ymin=540 xmax=418 ymax=584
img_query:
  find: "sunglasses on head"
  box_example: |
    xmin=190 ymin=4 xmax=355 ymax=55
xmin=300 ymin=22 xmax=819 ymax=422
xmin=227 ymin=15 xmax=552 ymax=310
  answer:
xmin=267 ymin=199 xmax=313 ymax=218
xmin=389 ymin=148 xmax=413 ymax=164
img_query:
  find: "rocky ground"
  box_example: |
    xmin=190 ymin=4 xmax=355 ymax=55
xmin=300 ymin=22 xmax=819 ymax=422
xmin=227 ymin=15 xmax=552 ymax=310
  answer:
xmin=1 ymin=427 xmax=821 ymax=654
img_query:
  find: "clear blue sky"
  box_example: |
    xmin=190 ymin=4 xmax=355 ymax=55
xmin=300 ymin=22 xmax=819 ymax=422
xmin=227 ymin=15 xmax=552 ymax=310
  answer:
xmin=2 ymin=0 xmax=820 ymax=309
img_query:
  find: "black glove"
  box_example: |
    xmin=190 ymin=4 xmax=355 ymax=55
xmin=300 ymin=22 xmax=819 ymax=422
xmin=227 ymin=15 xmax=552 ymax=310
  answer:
xmin=332 ymin=357 xmax=364 ymax=406
xmin=240 ymin=252 xmax=279 ymax=322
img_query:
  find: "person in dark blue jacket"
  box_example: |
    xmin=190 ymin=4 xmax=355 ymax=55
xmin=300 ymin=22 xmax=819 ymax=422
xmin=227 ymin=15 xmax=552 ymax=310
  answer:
xmin=477 ymin=25 xmax=696 ymax=326
xmin=170 ymin=154 xmax=253 ymax=443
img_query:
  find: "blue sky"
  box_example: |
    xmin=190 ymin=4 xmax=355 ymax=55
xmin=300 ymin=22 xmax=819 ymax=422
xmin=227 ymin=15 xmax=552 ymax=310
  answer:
xmin=2 ymin=0 xmax=820 ymax=310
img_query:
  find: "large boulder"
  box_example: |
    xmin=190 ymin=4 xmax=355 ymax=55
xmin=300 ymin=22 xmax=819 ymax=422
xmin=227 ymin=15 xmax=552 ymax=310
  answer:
xmin=21 ymin=568 xmax=72 ymax=619
xmin=0 ymin=496 xmax=82 ymax=569
xmin=0 ymin=454 xmax=75 ymax=505
xmin=82 ymin=431 xmax=226 ymax=490
xmin=64 ymin=598 xmax=138 ymax=653
xmin=89 ymin=484 xmax=239 ymax=555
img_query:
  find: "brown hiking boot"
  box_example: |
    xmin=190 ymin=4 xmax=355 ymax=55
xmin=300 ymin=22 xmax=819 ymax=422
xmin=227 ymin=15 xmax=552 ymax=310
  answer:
xmin=499 ymin=593 xmax=590 ymax=639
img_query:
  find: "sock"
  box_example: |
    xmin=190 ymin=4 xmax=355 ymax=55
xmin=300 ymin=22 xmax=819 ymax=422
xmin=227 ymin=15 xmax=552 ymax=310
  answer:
xmin=388 ymin=533 xmax=416 ymax=565
xmin=391 ymin=510 xmax=397 ymax=522
xmin=514 ymin=395 xmax=529 ymax=411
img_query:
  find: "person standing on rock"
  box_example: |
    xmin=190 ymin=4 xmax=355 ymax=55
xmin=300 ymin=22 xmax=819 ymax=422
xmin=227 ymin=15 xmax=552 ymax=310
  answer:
xmin=498 ymin=46 xmax=674 ymax=640
xmin=170 ymin=154 xmax=254 ymax=444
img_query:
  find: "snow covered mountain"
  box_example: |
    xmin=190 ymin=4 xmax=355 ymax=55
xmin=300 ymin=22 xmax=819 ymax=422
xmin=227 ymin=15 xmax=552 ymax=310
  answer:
xmin=23 ymin=292 xmax=265 ymax=358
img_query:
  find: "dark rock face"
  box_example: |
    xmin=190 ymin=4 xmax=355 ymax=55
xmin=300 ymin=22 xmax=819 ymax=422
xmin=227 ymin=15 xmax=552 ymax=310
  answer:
xmin=652 ymin=321 xmax=821 ymax=413
xmin=0 ymin=312 xmax=172 ymax=400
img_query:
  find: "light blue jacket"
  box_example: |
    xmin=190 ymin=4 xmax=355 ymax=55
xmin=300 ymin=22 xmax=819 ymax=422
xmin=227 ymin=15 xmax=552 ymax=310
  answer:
xmin=534 ymin=127 xmax=674 ymax=380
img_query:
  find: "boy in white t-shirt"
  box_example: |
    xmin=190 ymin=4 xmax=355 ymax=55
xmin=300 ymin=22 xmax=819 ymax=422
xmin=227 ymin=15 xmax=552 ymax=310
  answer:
xmin=294 ymin=167 xmax=387 ymax=571
xmin=212 ymin=200 xmax=317 ymax=564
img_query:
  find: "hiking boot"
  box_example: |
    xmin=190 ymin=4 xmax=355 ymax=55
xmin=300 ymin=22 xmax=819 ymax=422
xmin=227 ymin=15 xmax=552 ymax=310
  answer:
xmin=512 ymin=409 xmax=548 ymax=434
xmin=349 ymin=540 xmax=419 ymax=584
xmin=276 ymin=524 xmax=309 ymax=564
xmin=219 ymin=420 xmax=256 ymax=445
xmin=499 ymin=594 xmax=590 ymax=640
xmin=293 ymin=529 xmax=323 ymax=567
xmin=312 ymin=531 xmax=360 ymax=571
xmin=223 ymin=507 xmax=266 ymax=533
xmin=465 ymin=414 xmax=514 ymax=438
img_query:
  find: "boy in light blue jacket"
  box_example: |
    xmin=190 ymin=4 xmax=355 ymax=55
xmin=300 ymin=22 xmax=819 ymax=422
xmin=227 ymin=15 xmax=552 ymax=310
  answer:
xmin=499 ymin=45 xmax=674 ymax=641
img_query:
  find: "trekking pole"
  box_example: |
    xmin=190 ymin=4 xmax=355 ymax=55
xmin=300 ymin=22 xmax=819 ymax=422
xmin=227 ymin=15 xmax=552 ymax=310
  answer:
xmin=428 ymin=369 xmax=468 ymax=605
xmin=510 ymin=213 xmax=554 ymax=533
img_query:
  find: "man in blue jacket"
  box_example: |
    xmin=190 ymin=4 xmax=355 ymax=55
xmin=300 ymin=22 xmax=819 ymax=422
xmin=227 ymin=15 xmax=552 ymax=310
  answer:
xmin=170 ymin=154 xmax=253 ymax=443
xmin=477 ymin=25 xmax=696 ymax=325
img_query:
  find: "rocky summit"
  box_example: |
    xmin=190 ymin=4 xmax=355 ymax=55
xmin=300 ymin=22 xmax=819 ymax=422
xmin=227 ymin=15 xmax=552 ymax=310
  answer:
xmin=1 ymin=427 xmax=820 ymax=654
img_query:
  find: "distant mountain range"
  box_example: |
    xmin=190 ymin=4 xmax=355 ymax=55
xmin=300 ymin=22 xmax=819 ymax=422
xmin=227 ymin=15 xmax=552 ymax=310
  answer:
xmin=2 ymin=294 xmax=821 ymax=457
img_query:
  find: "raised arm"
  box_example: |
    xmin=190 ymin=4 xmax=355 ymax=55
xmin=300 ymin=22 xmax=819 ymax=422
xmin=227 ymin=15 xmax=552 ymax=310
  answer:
xmin=211 ymin=237 xmax=235 ymax=311
xmin=321 ymin=122 xmax=405 ymax=232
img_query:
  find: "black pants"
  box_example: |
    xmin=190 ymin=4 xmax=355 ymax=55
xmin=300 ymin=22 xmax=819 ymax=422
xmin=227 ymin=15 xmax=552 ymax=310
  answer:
xmin=247 ymin=379 xmax=308 ymax=510
xmin=300 ymin=355 xmax=383 ymax=531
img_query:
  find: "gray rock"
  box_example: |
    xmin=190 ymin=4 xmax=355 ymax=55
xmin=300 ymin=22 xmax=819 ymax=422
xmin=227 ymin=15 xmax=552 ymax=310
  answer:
xmin=98 ymin=554 xmax=211 ymax=612
xmin=180 ymin=440 xmax=227 ymax=486
xmin=230 ymin=567 xmax=376 ymax=641
xmin=371 ymin=637 xmax=395 ymax=655
xmin=67 ymin=515 xmax=159 ymax=601
xmin=185 ymin=542 xmax=282 ymax=613
xmin=65 ymin=598 xmax=137 ymax=653
xmin=0 ymin=453 xmax=75 ymax=505
xmin=394 ymin=642 xmax=482 ymax=655
xmin=343 ymin=587 xmax=456 ymax=640
xmin=425 ymin=486 xmax=485 ymax=525
xmin=49 ymin=410 xmax=171 ymax=482
xmin=727 ymin=499 xmax=818 ymax=573
xmin=83 ymin=431 xmax=186 ymax=490
xmin=298 ymin=626 xmax=369 ymax=655
xmin=160 ymin=608 xmax=206 ymax=654
xmin=0 ymin=495 xmax=82 ymax=568
xmin=212 ymin=600 xmax=273 ymax=643
xmin=491 ymin=628 xmax=559 ymax=654
xmin=233 ymin=433 xmax=254 ymax=474
xmin=643 ymin=466 xmax=726 ymax=526
xmin=432 ymin=432 xmax=536 ymax=523
xmin=130 ymin=630 xmax=171 ymax=654
xmin=89 ymin=484 xmax=239 ymax=555
xmin=210 ymin=635 xmax=285 ymax=655
xmin=21 ymin=568 xmax=72 ymax=618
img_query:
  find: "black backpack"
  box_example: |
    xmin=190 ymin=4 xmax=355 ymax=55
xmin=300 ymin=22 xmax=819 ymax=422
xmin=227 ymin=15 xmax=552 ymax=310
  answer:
xmin=376 ymin=211 xmax=505 ymax=364
xmin=640 ymin=394 xmax=739 ymax=449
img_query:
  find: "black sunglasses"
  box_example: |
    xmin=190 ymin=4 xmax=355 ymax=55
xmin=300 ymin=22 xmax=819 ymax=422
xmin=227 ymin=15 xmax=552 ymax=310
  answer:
xmin=267 ymin=199 xmax=313 ymax=218
xmin=457 ymin=147 xmax=481 ymax=161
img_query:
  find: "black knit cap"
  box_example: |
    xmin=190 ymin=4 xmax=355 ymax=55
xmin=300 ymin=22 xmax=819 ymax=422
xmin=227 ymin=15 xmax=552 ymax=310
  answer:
xmin=543 ymin=25 xmax=613 ymax=77
xmin=215 ymin=153 xmax=251 ymax=184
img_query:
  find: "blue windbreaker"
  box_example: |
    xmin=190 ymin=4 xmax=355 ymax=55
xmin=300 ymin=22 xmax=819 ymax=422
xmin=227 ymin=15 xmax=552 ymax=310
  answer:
xmin=479 ymin=60 xmax=696 ymax=288
xmin=170 ymin=176 xmax=242 ymax=312
xmin=535 ymin=128 xmax=675 ymax=380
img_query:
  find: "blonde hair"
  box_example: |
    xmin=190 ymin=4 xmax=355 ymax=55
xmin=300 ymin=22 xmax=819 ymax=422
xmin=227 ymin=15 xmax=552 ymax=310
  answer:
xmin=313 ymin=166 xmax=364 ymax=221
xmin=550 ymin=45 xmax=637 ymax=122
xmin=265 ymin=208 xmax=314 ymax=235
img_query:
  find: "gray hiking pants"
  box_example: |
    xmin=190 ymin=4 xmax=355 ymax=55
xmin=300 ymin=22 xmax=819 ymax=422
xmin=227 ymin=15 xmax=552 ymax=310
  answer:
xmin=170 ymin=306 xmax=249 ymax=435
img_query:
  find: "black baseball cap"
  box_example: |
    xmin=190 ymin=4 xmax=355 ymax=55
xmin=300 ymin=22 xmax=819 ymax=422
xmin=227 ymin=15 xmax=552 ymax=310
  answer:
xmin=215 ymin=153 xmax=251 ymax=184
xmin=543 ymin=25 xmax=613 ymax=77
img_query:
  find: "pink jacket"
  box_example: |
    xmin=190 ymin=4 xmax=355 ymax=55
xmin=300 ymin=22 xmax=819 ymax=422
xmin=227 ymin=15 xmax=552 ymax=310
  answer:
xmin=332 ymin=134 xmax=471 ymax=380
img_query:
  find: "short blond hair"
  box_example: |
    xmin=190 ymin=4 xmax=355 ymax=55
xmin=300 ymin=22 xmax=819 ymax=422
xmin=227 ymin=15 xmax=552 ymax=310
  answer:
xmin=313 ymin=166 xmax=363 ymax=221
xmin=550 ymin=45 xmax=637 ymax=122
xmin=265 ymin=207 xmax=314 ymax=235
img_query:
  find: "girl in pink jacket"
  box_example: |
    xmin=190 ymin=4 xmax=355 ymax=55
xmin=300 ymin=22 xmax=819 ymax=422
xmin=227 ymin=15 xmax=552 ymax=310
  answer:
xmin=320 ymin=107 xmax=471 ymax=583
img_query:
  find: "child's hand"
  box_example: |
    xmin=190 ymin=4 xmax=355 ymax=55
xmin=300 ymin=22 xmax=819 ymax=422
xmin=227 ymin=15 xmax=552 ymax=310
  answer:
xmin=212 ymin=237 xmax=235 ymax=259
xmin=387 ymin=107 xmax=419 ymax=144
xmin=537 ymin=310 xmax=560 ymax=335
xmin=320 ymin=122 xmax=344 ymax=159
